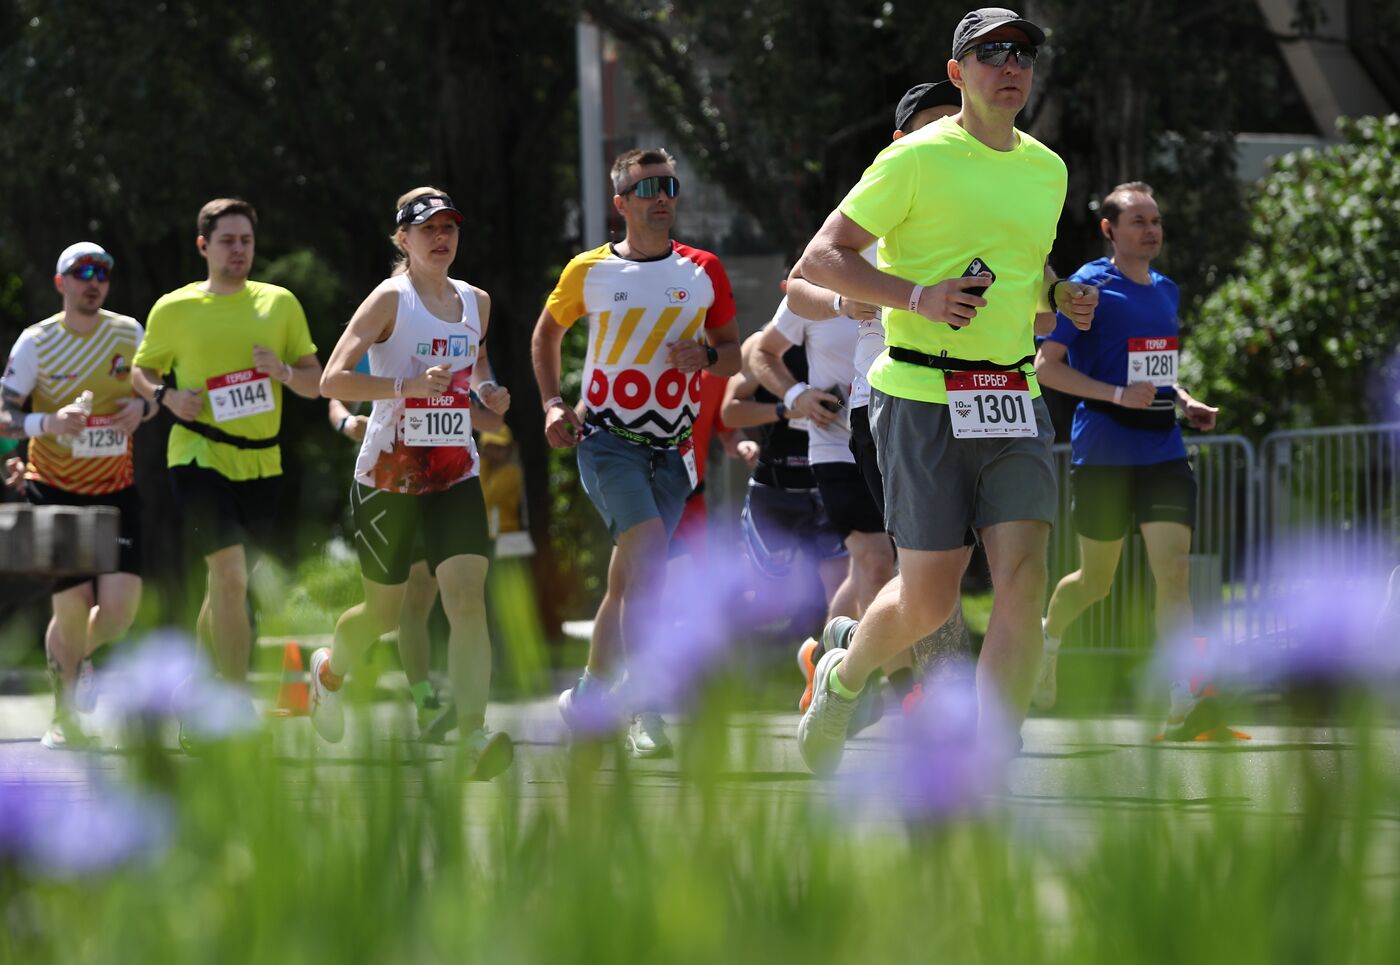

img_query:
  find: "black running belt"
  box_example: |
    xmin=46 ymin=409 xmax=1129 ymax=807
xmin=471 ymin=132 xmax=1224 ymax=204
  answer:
xmin=1083 ymin=398 xmax=1178 ymax=431
xmin=175 ymin=418 xmax=279 ymax=450
xmin=887 ymin=346 xmax=1035 ymax=373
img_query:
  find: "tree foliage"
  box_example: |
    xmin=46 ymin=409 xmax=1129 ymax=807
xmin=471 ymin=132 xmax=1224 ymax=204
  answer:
xmin=1181 ymin=114 xmax=1400 ymax=434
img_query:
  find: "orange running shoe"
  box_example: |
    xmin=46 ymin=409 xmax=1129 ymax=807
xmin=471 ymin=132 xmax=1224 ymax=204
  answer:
xmin=796 ymin=637 xmax=820 ymax=713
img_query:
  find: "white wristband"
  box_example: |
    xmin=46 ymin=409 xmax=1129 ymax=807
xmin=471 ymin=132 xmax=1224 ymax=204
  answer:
xmin=393 ymin=377 xmax=404 ymax=398
xmin=1113 ymin=385 xmax=1124 ymax=406
xmin=908 ymin=284 xmax=924 ymax=314
xmin=280 ymin=362 xmax=294 ymax=383
xmin=23 ymin=412 xmax=48 ymax=437
xmin=783 ymin=383 xmax=809 ymax=410
xmin=543 ymin=395 xmax=564 ymax=412
xmin=832 ymin=293 xmax=844 ymax=317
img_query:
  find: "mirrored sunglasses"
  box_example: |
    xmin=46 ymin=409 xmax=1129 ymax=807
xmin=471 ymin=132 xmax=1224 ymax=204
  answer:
xmin=621 ymin=175 xmax=680 ymax=199
xmin=69 ymin=264 xmax=111 ymax=282
xmin=971 ymin=41 xmax=1038 ymax=69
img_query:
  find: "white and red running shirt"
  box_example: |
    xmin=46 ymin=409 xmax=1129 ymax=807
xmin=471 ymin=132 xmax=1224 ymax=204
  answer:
xmin=354 ymin=274 xmax=482 ymax=494
xmin=545 ymin=241 xmax=736 ymax=445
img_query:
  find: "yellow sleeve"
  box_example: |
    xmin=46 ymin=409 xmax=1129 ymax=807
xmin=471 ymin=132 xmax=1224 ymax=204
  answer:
xmin=838 ymin=139 xmax=920 ymax=239
xmin=281 ymin=291 xmax=318 ymax=358
xmin=544 ymin=246 xmax=607 ymax=328
xmin=132 ymin=296 xmax=177 ymax=374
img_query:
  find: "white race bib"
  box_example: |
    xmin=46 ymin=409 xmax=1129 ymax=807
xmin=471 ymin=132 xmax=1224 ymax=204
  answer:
xmin=1127 ymin=337 xmax=1178 ymax=388
xmin=945 ymin=371 xmax=1037 ymax=439
xmin=71 ymin=415 xmax=127 ymax=459
xmin=402 ymin=394 xmax=472 ymax=447
xmin=679 ymin=435 xmax=698 ymax=489
xmin=207 ymin=368 xmax=275 ymax=423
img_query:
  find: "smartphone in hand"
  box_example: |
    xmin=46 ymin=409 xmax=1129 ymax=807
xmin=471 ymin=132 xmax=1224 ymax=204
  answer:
xmin=962 ymin=258 xmax=996 ymax=297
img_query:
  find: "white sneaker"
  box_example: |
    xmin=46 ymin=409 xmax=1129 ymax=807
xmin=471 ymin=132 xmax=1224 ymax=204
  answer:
xmin=797 ymin=647 xmax=859 ymax=776
xmin=41 ymin=719 xmax=74 ymax=750
xmin=557 ymin=684 xmax=583 ymax=733
xmin=73 ymin=659 xmax=97 ymax=714
xmin=1031 ymin=620 xmax=1059 ymax=711
xmin=463 ymin=727 xmax=514 ymax=780
xmin=626 ymin=712 xmax=672 ymax=759
xmin=308 ymin=648 xmax=345 ymax=743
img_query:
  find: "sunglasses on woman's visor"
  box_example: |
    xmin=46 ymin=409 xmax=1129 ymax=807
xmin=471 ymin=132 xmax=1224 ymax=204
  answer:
xmin=968 ymin=41 xmax=1038 ymax=69
xmin=621 ymin=175 xmax=680 ymax=199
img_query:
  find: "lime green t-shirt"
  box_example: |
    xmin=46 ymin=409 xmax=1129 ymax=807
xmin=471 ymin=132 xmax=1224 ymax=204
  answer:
xmin=839 ymin=116 xmax=1067 ymax=404
xmin=133 ymin=281 xmax=316 ymax=480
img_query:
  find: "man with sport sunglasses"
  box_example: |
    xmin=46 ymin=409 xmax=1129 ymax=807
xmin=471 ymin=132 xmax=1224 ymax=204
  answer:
xmin=533 ymin=147 xmax=740 ymax=759
xmin=792 ymin=7 xmax=1100 ymax=775
xmin=2 ymin=242 xmax=154 ymax=748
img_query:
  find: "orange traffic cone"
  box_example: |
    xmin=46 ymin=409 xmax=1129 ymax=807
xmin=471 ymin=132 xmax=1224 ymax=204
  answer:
xmin=269 ymin=642 xmax=309 ymax=717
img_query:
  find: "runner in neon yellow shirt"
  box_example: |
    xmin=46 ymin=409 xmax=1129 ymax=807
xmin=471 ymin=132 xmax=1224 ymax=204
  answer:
xmin=791 ymin=7 xmax=1100 ymax=775
xmin=133 ymin=198 xmax=321 ymax=737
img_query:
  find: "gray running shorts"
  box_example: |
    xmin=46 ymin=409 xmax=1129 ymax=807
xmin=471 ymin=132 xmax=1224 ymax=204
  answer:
xmin=869 ymin=388 xmax=1056 ymax=551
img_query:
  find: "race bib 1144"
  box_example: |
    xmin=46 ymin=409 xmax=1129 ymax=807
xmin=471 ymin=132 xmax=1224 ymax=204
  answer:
xmin=207 ymin=368 xmax=275 ymax=423
xmin=945 ymin=371 xmax=1037 ymax=439
xmin=1127 ymin=337 xmax=1178 ymax=388
xmin=71 ymin=415 xmax=127 ymax=459
xmin=402 ymin=394 xmax=472 ymax=447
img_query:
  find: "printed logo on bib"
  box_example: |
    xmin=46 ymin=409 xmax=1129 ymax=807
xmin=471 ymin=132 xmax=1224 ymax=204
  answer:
xmin=207 ymin=368 xmax=275 ymax=423
xmin=71 ymin=414 xmax=127 ymax=459
xmin=402 ymin=394 xmax=472 ymax=447
xmin=945 ymin=371 xmax=1036 ymax=439
xmin=1127 ymin=337 xmax=1178 ymax=388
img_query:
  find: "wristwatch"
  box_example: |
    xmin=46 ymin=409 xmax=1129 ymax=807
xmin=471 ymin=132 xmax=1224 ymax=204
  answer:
xmin=153 ymin=385 xmax=168 ymax=407
xmin=774 ymin=401 xmax=788 ymax=420
xmin=703 ymin=344 xmax=719 ymax=368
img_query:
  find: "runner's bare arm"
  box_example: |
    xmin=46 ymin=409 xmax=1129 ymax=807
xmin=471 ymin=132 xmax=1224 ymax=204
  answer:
xmin=666 ymin=318 xmax=740 ymax=377
xmin=786 ymin=267 xmax=878 ymax=322
xmin=0 ymin=385 xmax=29 ymax=440
xmin=1043 ymin=266 xmax=1098 ymax=330
xmin=752 ymin=325 xmax=839 ymax=427
xmin=531 ymin=306 xmax=584 ymax=449
xmin=134 ymin=365 xmax=203 ymax=421
xmin=797 ymin=210 xmax=988 ymax=327
xmin=1174 ymin=385 xmax=1218 ymax=431
xmin=720 ymin=345 xmax=783 ymax=429
xmin=1034 ymin=340 xmax=1154 ymax=408
xmin=321 ymin=285 xmax=446 ymax=400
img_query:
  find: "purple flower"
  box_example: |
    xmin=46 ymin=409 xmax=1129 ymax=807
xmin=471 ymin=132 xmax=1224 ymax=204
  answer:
xmin=838 ymin=666 xmax=1015 ymax=824
xmin=0 ymin=772 xmax=171 ymax=877
xmin=1155 ymin=537 xmax=1400 ymax=690
xmin=97 ymin=631 xmax=263 ymax=740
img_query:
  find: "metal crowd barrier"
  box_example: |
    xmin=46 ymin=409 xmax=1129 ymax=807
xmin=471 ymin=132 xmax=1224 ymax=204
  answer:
xmin=1047 ymin=435 xmax=1257 ymax=655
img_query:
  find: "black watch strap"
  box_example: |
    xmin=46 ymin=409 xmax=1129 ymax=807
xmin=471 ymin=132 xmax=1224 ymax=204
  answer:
xmin=774 ymin=401 xmax=787 ymax=420
xmin=153 ymin=385 xmax=167 ymax=406
xmin=704 ymin=344 xmax=719 ymax=367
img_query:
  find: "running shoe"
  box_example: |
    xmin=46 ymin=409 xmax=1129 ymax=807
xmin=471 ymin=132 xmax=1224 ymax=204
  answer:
xmin=1160 ymin=683 xmax=1223 ymax=741
xmin=796 ymin=637 xmax=820 ymax=713
xmin=419 ymin=699 xmax=458 ymax=744
xmin=1031 ymin=621 xmax=1058 ymax=711
xmin=308 ymin=647 xmax=345 ymax=743
xmin=557 ymin=682 xmax=584 ymax=733
xmin=462 ymin=727 xmax=515 ymax=781
xmin=40 ymin=714 xmax=86 ymax=750
xmin=797 ymin=647 xmax=858 ymax=776
xmin=848 ymin=682 xmax=885 ymax=737
xmin=901 ymin=682 xmax=925 ymax=717
xmin=626 ymin=712 xmax=673 ymax=759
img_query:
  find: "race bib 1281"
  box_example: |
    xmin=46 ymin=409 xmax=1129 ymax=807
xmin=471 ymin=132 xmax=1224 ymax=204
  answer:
xmin=207 ymin=368 xmax=275 ymax=423
xmin=945 ymin=371 xmax=1037 ymax=439
xmin=1127 ymin=337 xmax=1178 ymax=388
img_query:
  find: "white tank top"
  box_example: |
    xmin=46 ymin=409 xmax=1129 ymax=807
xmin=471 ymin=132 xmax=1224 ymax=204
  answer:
xmin=354 ymin=273 xmax=483 ymax=494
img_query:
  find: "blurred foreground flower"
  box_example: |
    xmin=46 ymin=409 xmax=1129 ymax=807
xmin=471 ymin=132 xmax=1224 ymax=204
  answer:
xmin=97 ymin=630 xmax=263 ymax=741
xmin=0 ymin=772 xmax=172 ymax=877
xmin=839 ymin=665 xmax=1015 ymax=824
xmin=1156 ymin=538 xmax=1400 ymax=692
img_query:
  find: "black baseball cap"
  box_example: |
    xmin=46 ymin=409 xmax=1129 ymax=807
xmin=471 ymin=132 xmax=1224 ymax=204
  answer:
xmin=951 ymin=7 xmax=1045 ymax=60
xmin=395 ymin=193 xmax=463 ymax=227
xmin=894 ymin=81 xmax=961 ymax=132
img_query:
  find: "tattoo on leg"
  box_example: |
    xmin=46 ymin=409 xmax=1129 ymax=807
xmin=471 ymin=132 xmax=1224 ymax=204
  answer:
xmin=912 ymin=605 xmax=973 ymax=682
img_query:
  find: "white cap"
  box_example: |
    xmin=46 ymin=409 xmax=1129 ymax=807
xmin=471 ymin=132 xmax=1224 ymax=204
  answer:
xmin=55 ymin=242 xmax=114 ymax=276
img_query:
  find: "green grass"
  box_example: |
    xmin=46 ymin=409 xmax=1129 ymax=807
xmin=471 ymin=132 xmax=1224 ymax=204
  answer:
xmin=4 ymin=688 xmax=1399 ymax=964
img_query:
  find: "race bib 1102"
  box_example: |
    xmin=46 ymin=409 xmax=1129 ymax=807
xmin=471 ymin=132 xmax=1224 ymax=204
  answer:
xmin=1127 ymin=337 xmax=1178 ymax=388
xmin=945 ymin=371 xmax=1036 ymax=439
xmin=207 ymin=368 xmax=275 ymax=423
xmin=71 ymin=415 xmax=127 ymax=459
xmin=402 ymin=394 xmax=472 ymax=447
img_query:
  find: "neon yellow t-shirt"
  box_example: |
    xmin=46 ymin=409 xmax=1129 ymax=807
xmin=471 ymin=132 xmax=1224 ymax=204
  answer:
xmin=839 ymin=116 xmax=1067 ymax=404
xmin=133 ymin=281 xmax=316 ymax=480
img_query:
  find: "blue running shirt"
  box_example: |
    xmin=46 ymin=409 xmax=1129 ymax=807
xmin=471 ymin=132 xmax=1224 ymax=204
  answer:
xmin=1045 ymin=258 xmax=1186 ymax=466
